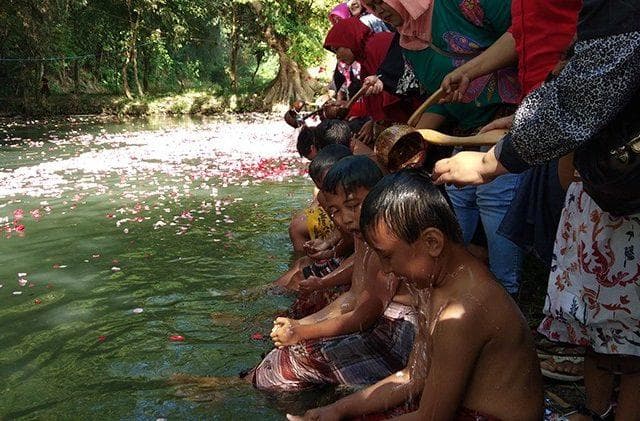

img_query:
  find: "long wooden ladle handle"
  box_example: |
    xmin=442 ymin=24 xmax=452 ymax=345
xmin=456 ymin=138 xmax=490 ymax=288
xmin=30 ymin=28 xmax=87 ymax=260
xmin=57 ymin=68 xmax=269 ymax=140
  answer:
xmin=344 ymin=85 xmax=368 ymax=110
xmin=418 ymin=128 xmax=508 ymax=146
xmin=407 ymin=88 xmax=445 ymax=128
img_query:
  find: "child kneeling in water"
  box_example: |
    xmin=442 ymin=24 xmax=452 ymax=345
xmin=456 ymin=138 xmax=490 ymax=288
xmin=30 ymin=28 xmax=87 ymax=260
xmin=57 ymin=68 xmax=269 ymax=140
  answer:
xmin=252 ymin=156 xmax=417 ymax=392
xmin=289 ymin=169 xmax=542 ymax=420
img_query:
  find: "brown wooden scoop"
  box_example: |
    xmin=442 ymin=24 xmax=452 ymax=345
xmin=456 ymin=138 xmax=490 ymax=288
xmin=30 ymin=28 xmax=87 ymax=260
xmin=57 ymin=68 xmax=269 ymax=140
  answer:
xmin=375 ymin=84 xmax=508 ymax=171
xmin=417 ymin=128 xmax=508 ymax=146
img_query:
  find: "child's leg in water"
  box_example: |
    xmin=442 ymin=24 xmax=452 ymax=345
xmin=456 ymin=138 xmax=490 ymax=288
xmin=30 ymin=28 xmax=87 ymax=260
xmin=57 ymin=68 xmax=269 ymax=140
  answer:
xmin=169 ymin=373 xmax=249 ymax=401
xmin=273 ymin=257 xmax=311 ymax=290
xmin=289 ymin=211 xmax=310 ymax=255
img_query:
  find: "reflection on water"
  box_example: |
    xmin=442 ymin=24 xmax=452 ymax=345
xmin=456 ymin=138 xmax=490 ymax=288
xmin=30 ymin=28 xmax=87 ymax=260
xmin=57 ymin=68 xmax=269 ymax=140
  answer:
xmin=0 ymin=115 xmax=321 ymax=419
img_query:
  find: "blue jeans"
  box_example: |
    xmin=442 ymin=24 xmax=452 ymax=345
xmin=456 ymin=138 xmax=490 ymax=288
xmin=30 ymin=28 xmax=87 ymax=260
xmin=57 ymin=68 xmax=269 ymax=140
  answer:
xmin=446 ymin=172 xmax=524 ymax=294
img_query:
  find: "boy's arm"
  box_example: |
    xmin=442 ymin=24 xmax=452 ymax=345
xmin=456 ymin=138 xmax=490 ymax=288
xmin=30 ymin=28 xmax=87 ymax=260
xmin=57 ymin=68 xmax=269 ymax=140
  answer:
xmin=289 ymin=368 xmax=418 ymax=421
xmin=392 ymin=304 xmax=488 ymax=420
xmin=293 ymin=284 xmax=384 ymax=340
xmin=274 ymin=254 xmax=398 ymax=345
xmin=298 ymin=287 xmax=357 ymax=324
xmin=298 ymin=255 xmax=354 ymax=294
xmin=270 ymin=289 xmax=358 ymax=347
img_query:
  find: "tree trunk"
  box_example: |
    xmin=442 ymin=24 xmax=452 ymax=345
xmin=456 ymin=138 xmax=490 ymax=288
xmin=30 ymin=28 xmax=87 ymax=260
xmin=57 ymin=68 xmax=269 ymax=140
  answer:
xmin=122 ymin=50 xmax=133 ymax=99
xmin=142 ymin=50 xmax=150 ymax=93
xmin=229 ymin=4 xmax=239 ymax=94
xmin=131 ymin=17 xmax=143 ymax=97
xmin=263 ymin=29 xmax=313 ymax=108
xmin=251 ymin=1 xmax=313 ymax=109
xmin=73 ymin=60 xmax=80 ymax=93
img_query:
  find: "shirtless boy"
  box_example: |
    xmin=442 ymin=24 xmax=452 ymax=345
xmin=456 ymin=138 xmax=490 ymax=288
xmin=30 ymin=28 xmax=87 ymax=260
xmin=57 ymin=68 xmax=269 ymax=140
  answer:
xmin=252 ymin=156 xmax=416 ymax=391
xmin=289 ymin=169 xmax=542 ymax=420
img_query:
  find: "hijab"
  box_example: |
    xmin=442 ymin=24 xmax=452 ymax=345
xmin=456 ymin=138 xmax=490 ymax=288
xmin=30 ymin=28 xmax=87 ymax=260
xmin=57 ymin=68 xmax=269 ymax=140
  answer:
xmin=324 ymin=17 xmax=373 ymax=61
xmin=381 ymin=0 xmax=433 ymax=50
xmin=329 ymin=3 xmax=352 ymax=23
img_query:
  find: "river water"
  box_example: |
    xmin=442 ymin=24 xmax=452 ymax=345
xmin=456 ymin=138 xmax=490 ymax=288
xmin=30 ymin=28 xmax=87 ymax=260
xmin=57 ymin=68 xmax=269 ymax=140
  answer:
xmin=0 ymin=115 xmax=323 ymax=419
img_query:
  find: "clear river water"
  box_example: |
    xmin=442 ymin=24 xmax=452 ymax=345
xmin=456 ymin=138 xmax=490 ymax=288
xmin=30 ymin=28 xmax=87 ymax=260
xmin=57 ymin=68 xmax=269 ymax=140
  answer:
xmin=0 ymin=114 xmax=329 ymax=420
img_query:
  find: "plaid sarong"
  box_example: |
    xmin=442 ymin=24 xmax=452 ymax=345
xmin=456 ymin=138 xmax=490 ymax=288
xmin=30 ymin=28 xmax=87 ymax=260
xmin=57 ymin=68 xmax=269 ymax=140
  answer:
xmin=253 ymin=302 xmax=417 ymax=391
xmin=302 ymin=257 xmax=343 ymax=278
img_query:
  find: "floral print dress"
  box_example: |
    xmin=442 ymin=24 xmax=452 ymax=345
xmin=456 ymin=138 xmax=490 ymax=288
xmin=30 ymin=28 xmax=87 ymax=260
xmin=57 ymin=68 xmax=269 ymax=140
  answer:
xmin=538 ymin=182 xmax=640 ymax=356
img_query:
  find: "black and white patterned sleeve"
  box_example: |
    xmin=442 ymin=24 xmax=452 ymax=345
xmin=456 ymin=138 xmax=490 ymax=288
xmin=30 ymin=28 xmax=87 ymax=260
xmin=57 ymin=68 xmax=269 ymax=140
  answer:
xmin=494 ymin=32 xmax=640 ymax=173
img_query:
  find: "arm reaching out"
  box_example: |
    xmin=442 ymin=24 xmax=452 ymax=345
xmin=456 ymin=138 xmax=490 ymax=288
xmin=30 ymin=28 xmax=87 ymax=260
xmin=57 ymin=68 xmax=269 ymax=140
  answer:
xmin=432 ymin=148 xmax=508 ymax=187
xmin=440 ymin=32 xmax=517 ymax=104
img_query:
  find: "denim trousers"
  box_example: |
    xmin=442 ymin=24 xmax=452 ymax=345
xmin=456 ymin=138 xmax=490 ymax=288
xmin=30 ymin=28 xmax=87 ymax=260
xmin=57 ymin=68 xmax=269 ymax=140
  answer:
xmin=446 ymin=172 xmax=524 ymax=293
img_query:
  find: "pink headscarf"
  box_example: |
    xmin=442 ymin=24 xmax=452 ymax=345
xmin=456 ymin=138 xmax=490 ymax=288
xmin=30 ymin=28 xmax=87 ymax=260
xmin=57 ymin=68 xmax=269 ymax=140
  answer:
xmin=382 ymin=0 xmax=433 ymax=50
xmin=329 ymin=3 xmax=351 ymax=23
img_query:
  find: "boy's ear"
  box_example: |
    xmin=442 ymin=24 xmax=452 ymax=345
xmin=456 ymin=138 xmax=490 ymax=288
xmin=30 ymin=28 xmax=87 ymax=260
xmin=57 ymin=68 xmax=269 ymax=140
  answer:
xmin=420 ymin=228 xmax=445 ymax=257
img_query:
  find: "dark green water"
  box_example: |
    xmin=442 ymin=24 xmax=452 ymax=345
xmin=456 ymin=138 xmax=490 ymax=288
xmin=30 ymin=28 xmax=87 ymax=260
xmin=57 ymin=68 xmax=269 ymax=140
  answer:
xmin=0 ymin=115 xmax=322 ymax=419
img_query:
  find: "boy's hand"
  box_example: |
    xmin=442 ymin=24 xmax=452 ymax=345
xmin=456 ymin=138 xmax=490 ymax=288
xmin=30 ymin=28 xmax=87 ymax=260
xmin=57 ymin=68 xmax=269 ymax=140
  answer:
xmin=271 ymin=317 xmax=302 ymax=348
xmin=304 ymin=239 xmax=331 ymax=255
xmin=287 ymin=406 xmax=340 ymax=421
xmin=298 ymin=276 xmax=324 ymax=294
xmin=309 ymin=248 xmax=334 ymax=261
xmin=354 ymin=120 xmax=374 ymax=146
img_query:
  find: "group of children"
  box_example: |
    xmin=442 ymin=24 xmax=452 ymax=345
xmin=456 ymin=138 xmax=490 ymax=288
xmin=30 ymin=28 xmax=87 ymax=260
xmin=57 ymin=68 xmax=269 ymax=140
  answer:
xmin=244 ymin=118 xmax=542 ymax=420
xmin=239 ymin=1 xmax=640 ymax=420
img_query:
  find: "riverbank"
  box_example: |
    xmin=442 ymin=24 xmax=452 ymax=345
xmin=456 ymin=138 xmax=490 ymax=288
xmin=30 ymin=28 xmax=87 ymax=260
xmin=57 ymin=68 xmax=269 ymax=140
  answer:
xmin=0 ymin=91 xmax=273 ymax=118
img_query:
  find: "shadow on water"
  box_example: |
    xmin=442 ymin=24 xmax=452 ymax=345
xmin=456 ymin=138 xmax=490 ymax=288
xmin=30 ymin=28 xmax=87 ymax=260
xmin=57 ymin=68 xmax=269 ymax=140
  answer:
xmin=0 ymin=115 xmax=333 ymax=419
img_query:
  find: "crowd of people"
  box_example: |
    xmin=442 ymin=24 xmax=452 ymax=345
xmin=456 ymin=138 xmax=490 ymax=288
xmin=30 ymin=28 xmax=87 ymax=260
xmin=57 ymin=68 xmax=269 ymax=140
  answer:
xmin=246 ymin=1 xmax=640 ymax=419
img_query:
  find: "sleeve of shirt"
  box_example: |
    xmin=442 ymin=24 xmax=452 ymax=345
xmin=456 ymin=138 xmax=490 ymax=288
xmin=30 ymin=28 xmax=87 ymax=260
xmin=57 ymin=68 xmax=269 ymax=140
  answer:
xmin=495 ymin=31 xmax=640 ymax=172
xmin=377 ymin=33 xmax=403 ymax=93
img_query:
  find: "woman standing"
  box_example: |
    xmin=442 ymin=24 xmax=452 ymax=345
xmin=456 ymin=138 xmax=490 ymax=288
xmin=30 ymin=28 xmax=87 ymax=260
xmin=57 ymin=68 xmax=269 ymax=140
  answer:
xmin=364 ymin=0 xmax=524 ymax=297
xmin=433 ymin=0 xmax=640 ymax=417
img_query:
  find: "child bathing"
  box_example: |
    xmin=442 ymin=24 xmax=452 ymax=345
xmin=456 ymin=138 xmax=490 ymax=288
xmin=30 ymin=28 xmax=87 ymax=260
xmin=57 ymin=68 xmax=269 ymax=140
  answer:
xmin=253 ymin=156 xmax=417 ymax=392
xmin=289 ymin=169 xmax=542 ymax=420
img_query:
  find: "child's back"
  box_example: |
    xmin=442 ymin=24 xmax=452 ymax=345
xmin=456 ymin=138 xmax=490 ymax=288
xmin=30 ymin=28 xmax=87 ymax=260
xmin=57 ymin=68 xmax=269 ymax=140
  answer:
xmin=424 ymin=247 xmax=542 ymax=420
xmin=358 ymin=169 xmax=542 ymax=420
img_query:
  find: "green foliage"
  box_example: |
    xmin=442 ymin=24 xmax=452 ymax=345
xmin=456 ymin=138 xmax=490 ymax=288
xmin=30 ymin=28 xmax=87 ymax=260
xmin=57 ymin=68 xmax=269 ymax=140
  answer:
xmin=0 ymin=0 xmax=335 ymax=112
xmin=254 ymin=0 xmax=331 ymax=67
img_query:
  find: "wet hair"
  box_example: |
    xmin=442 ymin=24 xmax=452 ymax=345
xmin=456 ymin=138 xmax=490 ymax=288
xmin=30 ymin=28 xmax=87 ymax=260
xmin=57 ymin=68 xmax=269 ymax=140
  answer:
xmin=296 ymin=126 xmax=317 ymax=158
xmin=309 ymin=144 xmax=353 ymax=187
xmin=322 ymin=155 xmax=383 ymax=196
xmin=360 ymin=169 xmax=463 ymax=244
xmin=315 ymin=119 xmax=353 ymax=149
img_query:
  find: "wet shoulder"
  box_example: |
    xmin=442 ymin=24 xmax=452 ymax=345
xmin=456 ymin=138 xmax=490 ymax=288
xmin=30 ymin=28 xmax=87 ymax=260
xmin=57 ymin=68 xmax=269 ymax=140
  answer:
xmin=444 ymin=262 xmax=519 ymax=334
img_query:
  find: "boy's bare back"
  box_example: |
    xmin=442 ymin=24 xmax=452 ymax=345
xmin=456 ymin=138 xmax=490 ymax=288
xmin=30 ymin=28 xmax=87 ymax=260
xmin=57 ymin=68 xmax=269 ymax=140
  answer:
xmin=418 ymin=246 xmax=542 ymax=420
